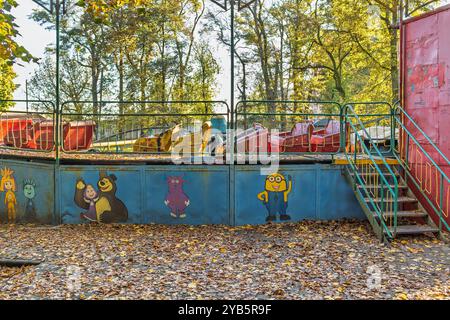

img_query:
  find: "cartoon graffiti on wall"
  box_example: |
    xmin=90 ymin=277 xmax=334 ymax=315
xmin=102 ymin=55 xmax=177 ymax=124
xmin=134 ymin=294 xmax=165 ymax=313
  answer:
xmin=257 ymin=172 xmax=292 ymax=222
xmin=23 ymin=179 xmax=37 ymax=223
xmin=74 ymin=171 xmax=128 ymax=223
xmin=165 ymin=176 xmax=190 ymax=219
xmin=1 ymin=168 xmax=17 ymax=223
xmin=80 ymin=184 xmax=99 ymax=222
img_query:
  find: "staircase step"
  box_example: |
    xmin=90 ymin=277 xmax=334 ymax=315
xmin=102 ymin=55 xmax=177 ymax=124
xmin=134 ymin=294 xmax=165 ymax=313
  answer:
xmin=385 ymin=224 xmax=439 ymax=235
xmin=372 ymin=210 xmax=428 ymax=219
xmin=359 ymin=184 xmax=407 ymax=189
xmin=365 ymin=196 xmax=417 ymax=204
xmin=352 ymin=171 xmax=400 ymax=177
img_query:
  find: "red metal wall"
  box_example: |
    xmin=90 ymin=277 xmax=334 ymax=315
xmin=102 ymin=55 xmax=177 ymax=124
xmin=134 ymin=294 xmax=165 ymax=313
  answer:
xmin=401 ymin=6 xmax=450 ymax=225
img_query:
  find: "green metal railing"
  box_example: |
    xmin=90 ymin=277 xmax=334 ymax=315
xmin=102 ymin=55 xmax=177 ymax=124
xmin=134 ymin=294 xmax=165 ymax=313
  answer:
xmin=235 ymin=100 xmax=344 ymax=157
xmin=343 ymin=101 xmax=396 ymax=156
xmin=60 ymin=100 xmax=230 ymax=158
xmin=393 ymin=103 xmax=450 ymax=234
xmin=0 ymin=100 xmax=56 ymax=155
xmin=343 ymin=103 xmax=399 ymax=240
xmin=0 ymin=99 xmax=400 ymax=161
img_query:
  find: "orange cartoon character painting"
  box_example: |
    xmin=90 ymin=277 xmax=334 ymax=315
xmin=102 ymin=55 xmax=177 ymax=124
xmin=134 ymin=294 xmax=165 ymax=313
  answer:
xmin=1 ymin=168 xmax=17 ymax=223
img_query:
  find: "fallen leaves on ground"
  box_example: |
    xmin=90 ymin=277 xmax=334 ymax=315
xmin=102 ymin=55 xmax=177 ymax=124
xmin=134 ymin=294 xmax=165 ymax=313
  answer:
xmin=0 ymin=220 xmax=448 ymax=300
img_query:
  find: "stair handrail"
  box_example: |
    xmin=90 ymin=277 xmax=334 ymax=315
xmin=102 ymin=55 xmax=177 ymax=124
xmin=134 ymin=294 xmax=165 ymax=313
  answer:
xmin=393 ymin=103 xmax=450 ymax=172
xmin=393 ymin=102 xmax=450 ymax=233
xmin=343 ymin=103 xmax=399 ymax=239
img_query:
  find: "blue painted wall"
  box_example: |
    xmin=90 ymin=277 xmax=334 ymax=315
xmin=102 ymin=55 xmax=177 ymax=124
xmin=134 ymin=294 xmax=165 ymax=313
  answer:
xmin=0 ymin=159 xmax=55 ymax=224
xmin=234 ymin=164 xmax=365 ymax=225
xmin=0 ymin=159 xmax=365 ymax=225
xmin=58 ymin=165 xmax=230 ymax=225
xmin=144 ymin=166 xmax=230 ymax=225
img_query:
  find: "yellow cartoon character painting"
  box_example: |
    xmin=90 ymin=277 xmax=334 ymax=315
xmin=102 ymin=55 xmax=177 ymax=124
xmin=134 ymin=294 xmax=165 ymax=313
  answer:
xmin=1 ymin=168 xmax=17 ymax=223
xmin=257 ymin=172 xmax=292 ymax=222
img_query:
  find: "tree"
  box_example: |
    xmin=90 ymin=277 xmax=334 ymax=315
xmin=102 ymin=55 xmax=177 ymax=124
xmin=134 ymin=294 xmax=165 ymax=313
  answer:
xmin=191 ymin=41 xmax=220 ymax=113
xmin=28 ymin=54 xmax=91 ymax=113
xmin=0 ymin=0 xmax=34 ymax=107
xmin=0 ymin=60 xmax=15 ymax=106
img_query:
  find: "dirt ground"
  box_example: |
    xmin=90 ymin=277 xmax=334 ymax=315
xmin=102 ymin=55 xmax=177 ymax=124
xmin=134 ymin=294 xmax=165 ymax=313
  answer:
xmin=0 ymin=220 xmax=448 ymax=300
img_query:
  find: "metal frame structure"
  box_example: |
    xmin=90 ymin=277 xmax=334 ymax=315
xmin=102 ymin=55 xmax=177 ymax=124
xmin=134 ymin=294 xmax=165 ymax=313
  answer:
xmin=0 ymin=99 xmax=395 ymax=159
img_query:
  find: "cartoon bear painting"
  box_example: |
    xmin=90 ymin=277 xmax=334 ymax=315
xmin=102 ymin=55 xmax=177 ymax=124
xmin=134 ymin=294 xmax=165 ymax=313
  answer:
xmin=257 ymin=172 xmax=292 ymax=222
xmin=74 ymin=171 xmax=128 ymax=223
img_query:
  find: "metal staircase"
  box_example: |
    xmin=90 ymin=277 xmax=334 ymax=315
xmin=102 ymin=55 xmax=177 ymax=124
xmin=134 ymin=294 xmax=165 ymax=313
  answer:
xmin=343 ymin=103 xmax=448 ymax=242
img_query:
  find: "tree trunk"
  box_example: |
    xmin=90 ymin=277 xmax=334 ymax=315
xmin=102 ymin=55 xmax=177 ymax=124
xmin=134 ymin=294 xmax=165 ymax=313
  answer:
xmin=91 ymin=64 xmax=99 ymax=115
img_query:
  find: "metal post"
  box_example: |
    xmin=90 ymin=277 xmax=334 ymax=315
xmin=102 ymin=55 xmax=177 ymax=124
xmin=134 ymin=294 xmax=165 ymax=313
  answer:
xmin=439 ymin=175 xmax=443 ymax=236
xmin=54 ymin=0 xmax=61 ymax=225
xmin=25 ymin=79 xmax=29 ymax=113
xmin=229 ymin=0 xmax=236 ymax=226
xmin=55 ymin=0 xmax=61 ymax=162
xmin=230 ymin=0 xmax=235 ymax=130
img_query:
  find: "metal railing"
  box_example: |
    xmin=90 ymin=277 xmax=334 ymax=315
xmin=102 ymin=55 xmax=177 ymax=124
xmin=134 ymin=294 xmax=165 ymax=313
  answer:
xmin=343 ymin=103 xmax=399 ymax=240
xmin=0 ymin=99 xmax=400 ymax=161
xmin=345 ymin=101 xmax=396 ymax=156
xmin=0 ymin=100 xmax=56 ymax=155
xmin=235 ymin=100 xmax=344 ymax=157
xmin=393 ymin=103 xmax=450 ymax=233
xmin=60 ymin=100 xmax=230 ymax=158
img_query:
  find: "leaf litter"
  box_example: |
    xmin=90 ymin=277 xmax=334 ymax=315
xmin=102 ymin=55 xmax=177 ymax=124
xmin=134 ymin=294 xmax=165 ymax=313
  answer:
xmin=0 ymin=220 xmax=448 ymax=300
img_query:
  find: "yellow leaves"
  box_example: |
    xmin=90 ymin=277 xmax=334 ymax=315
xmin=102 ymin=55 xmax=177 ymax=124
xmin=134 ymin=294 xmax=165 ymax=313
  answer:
xmin=1 ymin=0 xmax=33 ymax=65
xmin=1 ymin=222 xmax=448 ymax=300
xmin=395 ymin=292 xmax=409 ymax=300
xmin=429 ymin=293 xmax=448 ymax=300
xmin=0 ymin=59 xmax=15 ymax=102
xmin=283 ymin=259 xmax=294 ymax=267
xmin=406 ymin=246 xmax=424 ymax=254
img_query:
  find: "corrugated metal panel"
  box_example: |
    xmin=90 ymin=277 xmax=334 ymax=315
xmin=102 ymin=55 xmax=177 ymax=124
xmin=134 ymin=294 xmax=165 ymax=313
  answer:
xmin=404 ymin=6 xmax=450 ymax=156
xmin=403 ymin=6 xmax=450 ymax=227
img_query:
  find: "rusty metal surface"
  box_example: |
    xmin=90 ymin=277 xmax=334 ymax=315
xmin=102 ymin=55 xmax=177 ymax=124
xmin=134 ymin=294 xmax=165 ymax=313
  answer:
xmin=402 ymin=6 xmax=450 ymax=227
xmin=403 ymin=6 xmax=450 ymax=159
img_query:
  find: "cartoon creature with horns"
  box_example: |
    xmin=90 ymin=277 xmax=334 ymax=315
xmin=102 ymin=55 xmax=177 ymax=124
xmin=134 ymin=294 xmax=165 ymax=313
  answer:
xmin=165 ymin=176 xmax=190 ymax=219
